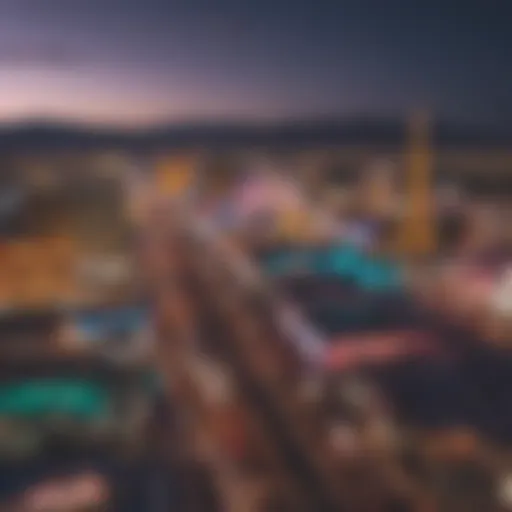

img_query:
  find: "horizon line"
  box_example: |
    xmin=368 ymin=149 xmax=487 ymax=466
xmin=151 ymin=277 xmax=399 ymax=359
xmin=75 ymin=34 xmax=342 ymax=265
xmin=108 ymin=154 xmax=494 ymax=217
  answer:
xmin=0 ymin=113 xmax=509 ymax=136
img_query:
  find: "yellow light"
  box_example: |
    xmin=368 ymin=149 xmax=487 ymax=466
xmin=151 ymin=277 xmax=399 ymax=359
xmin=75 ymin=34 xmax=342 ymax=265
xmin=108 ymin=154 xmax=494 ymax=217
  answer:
xmin=155 ymin=154 xmax=196 ymax=197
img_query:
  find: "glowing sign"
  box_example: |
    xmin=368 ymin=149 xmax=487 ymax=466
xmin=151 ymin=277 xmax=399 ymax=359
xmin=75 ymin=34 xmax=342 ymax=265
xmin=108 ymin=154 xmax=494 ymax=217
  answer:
xmin=155 ymin=155 xmax=196 ymax=197
xmin=24 ymin=473 xmax=109 ymax=512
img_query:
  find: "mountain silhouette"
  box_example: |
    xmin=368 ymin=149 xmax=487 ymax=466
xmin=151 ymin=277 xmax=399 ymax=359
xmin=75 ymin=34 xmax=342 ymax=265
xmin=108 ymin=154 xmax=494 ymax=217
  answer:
xmin=0 ymin=117 xmax=510 ymax=151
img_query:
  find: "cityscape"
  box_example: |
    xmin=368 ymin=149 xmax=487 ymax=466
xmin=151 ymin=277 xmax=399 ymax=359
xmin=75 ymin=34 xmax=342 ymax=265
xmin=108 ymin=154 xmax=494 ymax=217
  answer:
xmin=0 ymin=1 xmax=511 ymax=511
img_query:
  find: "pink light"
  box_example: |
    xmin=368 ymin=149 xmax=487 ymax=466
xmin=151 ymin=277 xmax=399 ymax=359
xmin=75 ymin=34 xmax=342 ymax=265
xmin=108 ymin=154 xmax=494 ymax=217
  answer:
xmin=324 ymin=330 xmax=439 ymax=371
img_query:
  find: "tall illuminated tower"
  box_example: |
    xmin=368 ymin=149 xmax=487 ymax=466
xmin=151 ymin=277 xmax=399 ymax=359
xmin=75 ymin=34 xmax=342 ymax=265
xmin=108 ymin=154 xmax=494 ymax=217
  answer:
xmin=397 ymin=111 xmax=437 ymax=257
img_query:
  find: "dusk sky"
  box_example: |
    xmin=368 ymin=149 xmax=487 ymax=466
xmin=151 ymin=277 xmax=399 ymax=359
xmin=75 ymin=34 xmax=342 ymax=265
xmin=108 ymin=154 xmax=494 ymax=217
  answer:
xmin=1 ymin=0 xmax=511 ymax=127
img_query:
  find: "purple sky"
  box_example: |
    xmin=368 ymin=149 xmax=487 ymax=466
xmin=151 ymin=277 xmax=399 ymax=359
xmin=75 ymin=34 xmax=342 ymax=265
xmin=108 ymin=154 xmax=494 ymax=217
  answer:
xmin=1 ymin=0 xmax=511 ymax=127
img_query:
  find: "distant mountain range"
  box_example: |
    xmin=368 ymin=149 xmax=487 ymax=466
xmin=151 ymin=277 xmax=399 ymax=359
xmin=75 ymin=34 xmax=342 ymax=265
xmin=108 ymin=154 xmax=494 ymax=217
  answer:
xmin=0 ymin=117 xmax=510 ymax=151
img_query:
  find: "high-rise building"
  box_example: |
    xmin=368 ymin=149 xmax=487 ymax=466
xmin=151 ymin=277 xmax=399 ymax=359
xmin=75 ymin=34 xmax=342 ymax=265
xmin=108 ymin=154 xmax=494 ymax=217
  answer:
xmin=396 ymin=111 xmax=437 ymax=257
xmin=359 ymin=159 xmax=398 ymax=219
